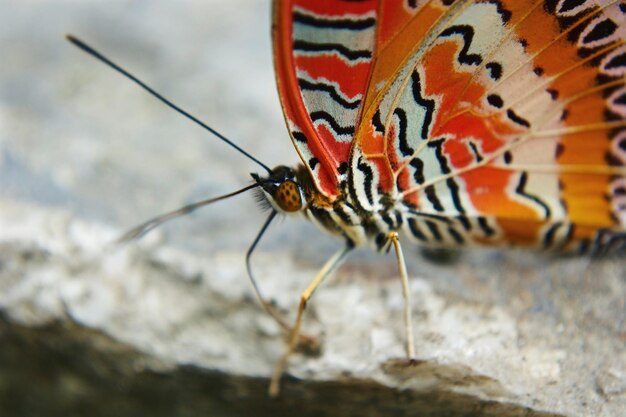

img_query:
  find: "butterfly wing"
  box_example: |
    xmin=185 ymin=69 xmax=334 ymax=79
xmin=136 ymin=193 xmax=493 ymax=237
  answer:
xmin=272 ymin=0 xmax=378 ymax=198
xmin=350 ymin=0 xmax=626 ymax=251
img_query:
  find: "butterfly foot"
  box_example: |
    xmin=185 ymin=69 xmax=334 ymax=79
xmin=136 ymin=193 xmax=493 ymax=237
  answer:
xmin=260 ymin=300 xmax=321 ymax=355
xmin=294 ymin=332 xmax=321 ymax=356
xmin=381 ymin=357 xmax=425 ymax=377
xmin=407 ymin=357 xmax=421 ymax=366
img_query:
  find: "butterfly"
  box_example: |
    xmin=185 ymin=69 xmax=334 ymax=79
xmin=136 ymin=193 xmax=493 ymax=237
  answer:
xmin=68 ymin=0 xmax=626 ymax=397
xmin=269 ymin=0 xmax=626 ymax=394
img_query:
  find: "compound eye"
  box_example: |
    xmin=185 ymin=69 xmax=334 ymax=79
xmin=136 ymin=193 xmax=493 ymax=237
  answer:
xmin=275 ymin=180 xmax=303 ymax=212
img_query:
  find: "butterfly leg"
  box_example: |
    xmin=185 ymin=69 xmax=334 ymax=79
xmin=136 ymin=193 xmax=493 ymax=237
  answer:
xmin=246 ymin=211 xmax=319 ymax=348
xmin=388 ymin=232 xmax=416 ymax=360
xmin=269 ymin=245 xmax=352 ymax=397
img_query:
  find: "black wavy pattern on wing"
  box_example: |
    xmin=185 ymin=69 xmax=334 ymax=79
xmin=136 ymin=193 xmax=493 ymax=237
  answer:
xmin=439 ymin=25 xmax=483 ymax=66
xmin=293 ymin=11 xmax=376 ymax=30
xmin=298 ymin=78 xmax=361 ymax=110
xmin=293 ymin=40 xmax=372 ymax=61
xmin=310 ymin=111 xmax=356 ymax=136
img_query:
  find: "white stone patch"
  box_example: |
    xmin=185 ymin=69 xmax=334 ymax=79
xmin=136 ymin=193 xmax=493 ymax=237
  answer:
xmin=518 ymin=346 xmax=566 ymax=382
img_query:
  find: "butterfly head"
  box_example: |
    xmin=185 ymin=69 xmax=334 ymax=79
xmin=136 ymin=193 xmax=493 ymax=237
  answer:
xmin=251 ymin=165 xmax=307 ymax=214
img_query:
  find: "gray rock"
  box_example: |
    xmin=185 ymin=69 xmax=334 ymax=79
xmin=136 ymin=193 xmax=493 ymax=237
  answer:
xmin=0 ymin=1 xmax=624 ymax=416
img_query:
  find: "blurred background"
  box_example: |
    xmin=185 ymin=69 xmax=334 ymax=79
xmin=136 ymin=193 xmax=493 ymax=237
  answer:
xmin=0 ymin=0 xmax=341 ymax=258
xmin=0 ymin=1 xmax=624 ymax=416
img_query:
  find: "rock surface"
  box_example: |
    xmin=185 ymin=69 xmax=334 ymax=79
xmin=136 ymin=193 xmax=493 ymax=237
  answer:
xmin=1 ymin=1 xmax=625 ymax=416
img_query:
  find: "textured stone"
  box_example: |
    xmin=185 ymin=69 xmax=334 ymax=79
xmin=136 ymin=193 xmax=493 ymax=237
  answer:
xmin=0 ymin=1 xmax=624 ymax=416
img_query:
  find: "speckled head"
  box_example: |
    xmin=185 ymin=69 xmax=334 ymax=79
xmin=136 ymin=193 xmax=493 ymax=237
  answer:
xmin=251 ymin=165 xmax=306 ymax=214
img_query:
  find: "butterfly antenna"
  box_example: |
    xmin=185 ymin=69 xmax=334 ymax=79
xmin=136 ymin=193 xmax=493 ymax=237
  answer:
xmin=118 ymin=183 xmax=259 ymax=243
xmin=66 ymin=34 xmax=272 ymax=174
